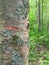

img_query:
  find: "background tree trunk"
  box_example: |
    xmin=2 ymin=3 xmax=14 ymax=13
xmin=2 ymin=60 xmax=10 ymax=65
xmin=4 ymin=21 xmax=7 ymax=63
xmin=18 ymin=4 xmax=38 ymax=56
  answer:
xmin=41 ymin=0 xmax=43 ymax=31
xmin=36 ymin=0 xmax=41 ymax=32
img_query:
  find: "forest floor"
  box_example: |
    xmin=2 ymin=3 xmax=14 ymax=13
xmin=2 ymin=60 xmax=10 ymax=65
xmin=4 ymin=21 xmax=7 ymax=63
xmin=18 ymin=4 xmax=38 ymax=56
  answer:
xmin=29 ymin=32 xmax=49 ymax=65
xmin=29 ymin=20 xmax=49 ymax=65
xmin=29 ymin=43 xmax=49 ymax=65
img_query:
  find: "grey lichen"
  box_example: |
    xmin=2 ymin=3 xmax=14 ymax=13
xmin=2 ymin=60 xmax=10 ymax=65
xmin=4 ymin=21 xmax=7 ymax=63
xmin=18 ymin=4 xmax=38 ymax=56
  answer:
xmin=1 ymin=34 xmax=24 ymax=47
xmin=11 ymin=50 xmax=24 ymax=65
xmin=1 ymin=44 xmax=24 ymax=65
xmin=1 ymin=0 xmax=29 ymax=20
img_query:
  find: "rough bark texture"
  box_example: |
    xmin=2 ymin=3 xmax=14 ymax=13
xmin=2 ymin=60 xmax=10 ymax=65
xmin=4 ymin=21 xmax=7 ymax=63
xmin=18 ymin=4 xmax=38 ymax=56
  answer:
xmin=0 ymin=0 xmax=29 ymax=65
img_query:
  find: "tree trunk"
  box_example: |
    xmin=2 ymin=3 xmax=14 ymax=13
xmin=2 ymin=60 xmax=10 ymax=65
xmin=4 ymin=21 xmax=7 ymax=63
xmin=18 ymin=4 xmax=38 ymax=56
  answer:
xmin=41 ymin=0 xmax=43 ymax=31
xmin=0 ymin=0 xmax=29 ymax=65
xmin=36 ymin=0 xmax=41 ymax=32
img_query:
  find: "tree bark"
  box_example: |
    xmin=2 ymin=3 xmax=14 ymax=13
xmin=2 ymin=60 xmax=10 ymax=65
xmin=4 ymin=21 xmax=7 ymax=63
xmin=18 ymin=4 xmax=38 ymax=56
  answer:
xmin=36 ymin=0 xmax=41 ymax=32
xmin=0 ymin=0 xmax=29 ymax=65
xmin=41 ymin=0 xmax=43 ymax=31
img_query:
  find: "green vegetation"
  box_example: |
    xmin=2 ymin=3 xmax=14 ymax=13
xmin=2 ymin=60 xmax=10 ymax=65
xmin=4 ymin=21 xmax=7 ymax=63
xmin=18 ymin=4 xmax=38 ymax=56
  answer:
xmin=29 ymin=0 xmax=49 ymax=65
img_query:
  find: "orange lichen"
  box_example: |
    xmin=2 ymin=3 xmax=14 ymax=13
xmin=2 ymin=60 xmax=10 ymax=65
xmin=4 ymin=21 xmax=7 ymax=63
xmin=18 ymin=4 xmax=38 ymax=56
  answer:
xmin=5 ymin=26 xmax=19 ymax=31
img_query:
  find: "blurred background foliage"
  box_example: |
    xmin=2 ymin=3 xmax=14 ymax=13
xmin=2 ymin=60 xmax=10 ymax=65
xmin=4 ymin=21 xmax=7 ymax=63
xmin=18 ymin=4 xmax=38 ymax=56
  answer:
xmin=29 ymin=0 xmax=49 ymax=65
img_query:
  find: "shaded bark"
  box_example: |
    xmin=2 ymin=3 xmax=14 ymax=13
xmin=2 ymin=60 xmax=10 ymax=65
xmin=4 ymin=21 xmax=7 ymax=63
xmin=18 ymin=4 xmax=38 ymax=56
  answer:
xmin=36 ymin=0 xmax=41 ymax=32
xmin=41 ymin=0 xmax=43 ymax=31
